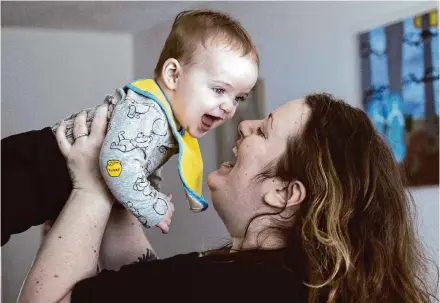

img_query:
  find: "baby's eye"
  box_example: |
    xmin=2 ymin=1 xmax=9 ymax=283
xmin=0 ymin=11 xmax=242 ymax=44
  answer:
xmin=235 ymin=96 xmax=246 ymax=103
xmin=212 ymin=87 xmax=226 ymax=95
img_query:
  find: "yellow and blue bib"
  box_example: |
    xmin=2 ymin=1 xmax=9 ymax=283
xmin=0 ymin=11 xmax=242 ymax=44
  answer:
xmin=125 ymin=79 xmax=208 ymax=212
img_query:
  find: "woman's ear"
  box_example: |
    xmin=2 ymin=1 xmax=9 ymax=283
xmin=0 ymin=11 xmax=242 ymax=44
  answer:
xmin=161 ymin=58 xmax=181 ymax=90
xmin=264 ymin=179 xmax=306 ymax=209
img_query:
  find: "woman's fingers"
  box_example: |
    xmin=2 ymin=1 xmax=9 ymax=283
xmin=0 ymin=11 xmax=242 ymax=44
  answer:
xmin=90 ymin=104 xmax=109 ymax=141
xmin=73 ymin=111 xmax=89 ymax=141
xmin=56 ymin=121 xmax=71 ymax=156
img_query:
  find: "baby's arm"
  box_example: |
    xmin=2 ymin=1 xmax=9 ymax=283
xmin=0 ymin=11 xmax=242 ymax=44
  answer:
xmin=99 ymin=95 xmax=170 ymax=229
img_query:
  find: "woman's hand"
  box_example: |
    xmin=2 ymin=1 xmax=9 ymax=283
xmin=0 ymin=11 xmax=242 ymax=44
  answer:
xmin=56 ymin=104 xmax=111 ymax=198
xmin=19 ymin=104 xmax=115 ymax=303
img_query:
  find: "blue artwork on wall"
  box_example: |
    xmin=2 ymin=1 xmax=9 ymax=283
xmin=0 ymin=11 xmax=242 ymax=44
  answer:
xmin=359 ymin=9 xmax=439 ymax=186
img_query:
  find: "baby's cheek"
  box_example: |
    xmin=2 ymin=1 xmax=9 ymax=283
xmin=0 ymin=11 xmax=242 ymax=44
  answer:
xmin=200 ymin=95 xmax=217 ymax=111
xmin=226 ymin=107 xmax=237 ymax=120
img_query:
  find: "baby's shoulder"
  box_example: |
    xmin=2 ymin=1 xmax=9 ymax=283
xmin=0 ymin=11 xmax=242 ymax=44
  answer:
xmin=120 ymin=89 xmax=167 ymax=119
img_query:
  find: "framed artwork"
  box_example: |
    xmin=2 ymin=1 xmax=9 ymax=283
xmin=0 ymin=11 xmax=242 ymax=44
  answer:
xmin=359 ymin=9 xmax=439 ymax=186
xmin=216 ymin=78 xmax=265 ymax=166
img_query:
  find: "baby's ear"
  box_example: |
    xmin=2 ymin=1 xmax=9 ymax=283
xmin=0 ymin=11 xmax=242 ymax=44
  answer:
xmin=161 ymin=58 xmax=181 ymax=90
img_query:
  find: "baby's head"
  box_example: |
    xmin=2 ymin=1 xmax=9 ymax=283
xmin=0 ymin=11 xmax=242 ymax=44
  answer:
xmin=155 ymin=9 xmax=259 ymax=138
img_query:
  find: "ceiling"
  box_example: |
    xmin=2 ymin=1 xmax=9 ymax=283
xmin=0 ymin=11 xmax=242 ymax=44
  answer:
xmin=1 ymin=1 xmax=217 ymax=34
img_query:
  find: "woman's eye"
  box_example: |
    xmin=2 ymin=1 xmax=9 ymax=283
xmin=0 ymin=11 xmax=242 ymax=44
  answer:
xmin=213 ymin=87 xmax=226 ymax=95
xmin=257 ymin=127 xmax=265 ymax=138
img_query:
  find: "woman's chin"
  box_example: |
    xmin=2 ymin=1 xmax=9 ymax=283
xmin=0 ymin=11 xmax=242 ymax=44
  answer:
xmin=207 ymin=162 xmax=234 ymax=190
xmin=207 ymin=172 xmax=218 ymax=191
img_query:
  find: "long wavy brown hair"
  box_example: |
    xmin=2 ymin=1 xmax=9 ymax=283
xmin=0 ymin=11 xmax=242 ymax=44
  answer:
xmin=264 ymin=93 xmax=437 ymax=302
xmin=206 ymin=93 xmax=437 ymax=302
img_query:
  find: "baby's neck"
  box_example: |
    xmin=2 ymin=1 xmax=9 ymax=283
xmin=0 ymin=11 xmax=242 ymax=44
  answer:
xmin=154 ymin=77 xmax=182 ymax=130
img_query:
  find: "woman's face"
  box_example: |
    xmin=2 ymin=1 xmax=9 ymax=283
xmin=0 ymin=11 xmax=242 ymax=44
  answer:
xmin=207 ymin=99 xmax=310 ymax=237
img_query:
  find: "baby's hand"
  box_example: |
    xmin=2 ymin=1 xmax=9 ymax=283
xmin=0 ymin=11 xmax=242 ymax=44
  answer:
xmin=156 ymin=194 xmax=174 ymax=234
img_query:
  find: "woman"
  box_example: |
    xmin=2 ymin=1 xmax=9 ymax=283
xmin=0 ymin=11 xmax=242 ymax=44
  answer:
xmin=19 ymin=94 xmax=436 ymax=303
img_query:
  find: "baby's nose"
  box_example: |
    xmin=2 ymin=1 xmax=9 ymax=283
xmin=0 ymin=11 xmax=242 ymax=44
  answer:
xmin=220 ymin=98 xmax=235 ymax=114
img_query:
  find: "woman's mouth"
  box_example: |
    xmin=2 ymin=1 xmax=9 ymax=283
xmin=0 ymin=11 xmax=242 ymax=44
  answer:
xmin=222 ymin=161 xmax=235 ymax=168
xmin=217 ymin=144 xmax=238 ymax=176
xmin=218 ymin=161 xmax=235 ymax=175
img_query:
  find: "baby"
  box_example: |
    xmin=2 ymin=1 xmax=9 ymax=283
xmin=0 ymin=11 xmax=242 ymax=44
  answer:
xmin=51 ymin=9 xmax=259 ymax=232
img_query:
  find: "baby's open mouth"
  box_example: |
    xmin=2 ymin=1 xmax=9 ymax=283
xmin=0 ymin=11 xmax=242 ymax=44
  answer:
xmin=201 ymin=114 xmax=221 ymax=130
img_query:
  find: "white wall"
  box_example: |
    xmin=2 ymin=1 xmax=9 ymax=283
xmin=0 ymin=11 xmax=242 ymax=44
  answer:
xmin=134 ymin=0 xmax=439 ymax=283
xmin=1 ymin=28 xmax=134 ymax=303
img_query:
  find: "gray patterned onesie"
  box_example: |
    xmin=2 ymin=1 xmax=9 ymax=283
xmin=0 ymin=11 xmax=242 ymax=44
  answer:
xmin=52 ymin=88 xmax=178 ymax=227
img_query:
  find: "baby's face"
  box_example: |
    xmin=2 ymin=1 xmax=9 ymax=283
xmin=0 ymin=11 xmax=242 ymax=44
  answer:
xmin=172 ymin=45 xmax=258 ymax=138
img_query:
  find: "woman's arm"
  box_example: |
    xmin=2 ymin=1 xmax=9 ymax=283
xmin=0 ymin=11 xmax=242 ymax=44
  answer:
xmin=99 ymin=193 xmax=174 ymax=270
xmin=19 ymin=190 xmax=113 ymax=303
xmin=98 ymin=204 xmax=158 ymax=270
xmin=18 ymin=105 xmax=114 ymax=303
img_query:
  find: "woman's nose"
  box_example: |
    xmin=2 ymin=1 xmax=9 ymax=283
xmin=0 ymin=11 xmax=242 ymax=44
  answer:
xmin=238 ymin=120 xmax=256 ymax=138
xmin=238 ymin=120 xmax=248 ymax=139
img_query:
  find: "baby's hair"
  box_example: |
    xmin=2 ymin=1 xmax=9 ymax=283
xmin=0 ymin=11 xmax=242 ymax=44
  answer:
xmin=154 ymin=9 xmax=259 ymax=78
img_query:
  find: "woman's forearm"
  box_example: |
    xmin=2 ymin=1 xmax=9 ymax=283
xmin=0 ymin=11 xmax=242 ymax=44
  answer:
xmin=18 ymin=189 xmax=113 ymax=303
xmin=99 ymin=204 xmax=157 ymax=271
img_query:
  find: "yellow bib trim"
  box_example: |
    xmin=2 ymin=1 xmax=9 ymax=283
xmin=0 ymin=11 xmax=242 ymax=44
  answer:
xmin=125 ymin=79 xmax=208 ymax=212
